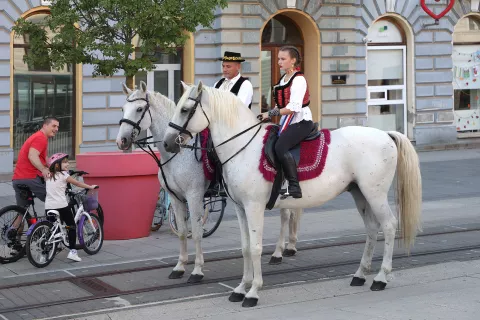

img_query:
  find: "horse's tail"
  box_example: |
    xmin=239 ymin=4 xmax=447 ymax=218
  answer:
xmin=387 ymin=131 xmax=422 ymax=253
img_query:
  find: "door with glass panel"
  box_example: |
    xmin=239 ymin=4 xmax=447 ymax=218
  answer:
xmin=367 ymin=46 xmax=407 ymax=134
xmin=147 ymin=64 xmax=181 ymax=101
xmin=134 ymin=58 xmax=182 ymax=147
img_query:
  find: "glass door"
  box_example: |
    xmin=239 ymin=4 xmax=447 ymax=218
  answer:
xmin=136 ymin=63 xmax=181 ymax=148
xmin=367 ymin=46 xmax=407 ymax=133
xmin=147 ymin=64 xmax=181 ymax=102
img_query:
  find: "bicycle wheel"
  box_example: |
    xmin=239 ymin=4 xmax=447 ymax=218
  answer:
xmin=201 ymin=196 xmax=226 ymax=238
xmin=0 ymin=205 xmax=29 ymax=263
xmin=26 ymin=221 xmax=57 ymax=268
xmin=151 ymin=189 xmax=166 ymax=231
xmin=78 ymin=214 xmax=103 ymax=255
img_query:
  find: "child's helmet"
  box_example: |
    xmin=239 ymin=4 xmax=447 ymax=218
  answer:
xmin=47 ymin=153 xmax=69 ymax=169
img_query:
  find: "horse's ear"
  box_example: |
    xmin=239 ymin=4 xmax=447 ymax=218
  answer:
xmin=122 ymin=83 xmax=132 ymax=96
xmin=181 ymin=80 xmax=189 ymax=91
xmin=197 ymin=81 xmax=204 ymax=94
xmin=140 ymin=81 xmax=147 ymax=93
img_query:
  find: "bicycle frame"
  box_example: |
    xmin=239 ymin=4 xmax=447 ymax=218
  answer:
xmin=29 ymin=202 xmax=97 ymax=246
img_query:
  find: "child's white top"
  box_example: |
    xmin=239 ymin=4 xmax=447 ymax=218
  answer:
xmin=45 ymin=171 xmax=69 ymax=209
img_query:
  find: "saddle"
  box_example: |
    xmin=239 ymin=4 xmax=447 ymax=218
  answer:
xmin=263 ymin=123 xmax=321 ymax=210
xmin=264 ymin=122 xmax=321 ymax=170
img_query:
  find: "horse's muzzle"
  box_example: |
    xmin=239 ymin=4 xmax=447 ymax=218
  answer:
xmin=163 ymin=139 xmax=181 ymax=153
xmin=116 ymin=137 xmax=132 ymax=151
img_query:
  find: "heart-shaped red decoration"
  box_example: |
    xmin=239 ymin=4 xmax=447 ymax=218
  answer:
xmin=420 ymin=0 xmax=455 ymax=21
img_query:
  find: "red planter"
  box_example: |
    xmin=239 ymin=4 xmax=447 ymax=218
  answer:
xmin=76 ymin=151 xmax=160 ymax=240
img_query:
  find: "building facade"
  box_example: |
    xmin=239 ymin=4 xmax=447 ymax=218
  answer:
xmin=1 ymin=0 xmax=480 ymax=174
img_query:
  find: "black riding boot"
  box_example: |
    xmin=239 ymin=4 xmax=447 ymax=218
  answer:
xmin=280 ymin=152 xmax=302 ymax=199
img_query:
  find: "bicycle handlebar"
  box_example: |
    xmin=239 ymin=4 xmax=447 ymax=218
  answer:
xmin=69 ymin=170 xmax=89 ymax=177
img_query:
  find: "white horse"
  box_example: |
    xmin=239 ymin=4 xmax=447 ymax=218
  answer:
xmin=163 ymin=82 xmax=422 ymax=307
xmin=116 ymin=82 xmax=303 ymax=282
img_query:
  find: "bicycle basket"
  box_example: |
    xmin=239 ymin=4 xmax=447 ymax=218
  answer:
xmin=81 ymin=189 xmax=99 ymax=211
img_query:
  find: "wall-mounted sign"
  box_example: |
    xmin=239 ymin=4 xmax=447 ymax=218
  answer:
xmin=331 ymin=75 xmax=346 ymax=85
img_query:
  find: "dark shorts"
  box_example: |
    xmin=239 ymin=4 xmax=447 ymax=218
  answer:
xmin=12 ymin=176 xmax=46 ymax=207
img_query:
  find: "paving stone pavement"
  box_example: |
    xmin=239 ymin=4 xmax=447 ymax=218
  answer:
xmin=0 ymin=149 xmax=479 ymax=280
xmin=31 ymin=258 xmax=480 ymax=320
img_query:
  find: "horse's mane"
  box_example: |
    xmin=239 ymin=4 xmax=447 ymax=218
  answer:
xmin=128 ymin=89 xmax=176 ymax=118
xmin=151 ymin=91 xmax=176 ymax=118
xmin=178 ymin=85 xmax=245 ymax=129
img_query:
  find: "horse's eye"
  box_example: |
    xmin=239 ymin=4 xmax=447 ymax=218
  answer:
xmin=181 ymin=107 xmax=188 ymax=113
xmin=136 ymin=107 xmax=142 ymax=112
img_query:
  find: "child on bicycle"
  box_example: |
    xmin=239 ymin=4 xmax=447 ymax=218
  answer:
xmin=46 ymin=153 xmax=97 ymax=262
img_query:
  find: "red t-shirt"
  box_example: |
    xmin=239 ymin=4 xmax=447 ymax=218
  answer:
xmin=13 ymin=131 xmax=48 ymax=180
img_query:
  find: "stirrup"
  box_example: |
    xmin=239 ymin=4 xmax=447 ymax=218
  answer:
xmin=280 ymin=186 xmax=290 ymax=200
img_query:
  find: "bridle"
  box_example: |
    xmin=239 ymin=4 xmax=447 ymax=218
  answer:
xmin=118 ymin=92 xmax=185 ymax=202
xmin=167 ymin=88 xmax=268 ymax=202
xmin=118 ymin=93 xmax=152 ymax=140
xmin=168 ymin=90 xmax=209 ymax=141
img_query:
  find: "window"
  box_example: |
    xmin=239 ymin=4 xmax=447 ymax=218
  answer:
xmin=453 ymin=16 xmax=480 ymax=133
xmin=261 ymin=15 xmax=303 ymax=45
xmin=13 ymin=12 xmax=75 ymax=160
xmin=134 ymin=49 xmax=183 ymax=102
xmin=366 ymin=19 xmax=407 ymax=134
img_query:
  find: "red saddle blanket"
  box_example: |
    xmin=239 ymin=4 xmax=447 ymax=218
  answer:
xmin=200 ymin=129 xmax=216 ymax=181
xmin=259 ymin=126 xmax=331 ymax=183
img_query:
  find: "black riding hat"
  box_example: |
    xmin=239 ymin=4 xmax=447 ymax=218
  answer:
xmin=218 ymin=51 xmax=245 ymax=62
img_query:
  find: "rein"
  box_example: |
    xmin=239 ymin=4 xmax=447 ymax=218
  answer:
xmin=133 ymin=137 xmax=185 ymax=203
xmin=181 ymin=119 xmax=267 ymax=165
xmin=167 ymin=90 xmax=269 ymax=202
xmin=119 ymin=92 xmax=188 ymax=203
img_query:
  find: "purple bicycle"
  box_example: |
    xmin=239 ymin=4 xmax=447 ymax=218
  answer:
xmin=25 ymin=182 xmax=103 ymax=268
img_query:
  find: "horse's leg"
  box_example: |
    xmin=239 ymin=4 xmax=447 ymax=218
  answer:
xmin=242 ymin=204 xmax=265 ymax=308
xmin=349 ymin=185 xmax=380 ymax=286
xmin=269 ymin=208 xmax=290 ymax=265
xmin=229 ymin=204 xmax=253 ymax=302
xmin=169 ymin=198 xmax=189 ymax=279
xmin=362 ymin=192 xmax=397 ymax=291
xmin=186 ymin=195 xmax=205 ymax=283
xmin=285 ymin=208 xmax=302 ymax=256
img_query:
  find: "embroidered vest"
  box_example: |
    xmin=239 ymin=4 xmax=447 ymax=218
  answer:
xmin=273 ymin=72 xmax=310 ymax=109
xmin=215 ymin=76 xmax=252 ymax=109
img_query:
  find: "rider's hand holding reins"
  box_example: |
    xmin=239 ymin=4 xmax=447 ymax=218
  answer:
xmin=257 ymin=113 xmax=270 ymax=121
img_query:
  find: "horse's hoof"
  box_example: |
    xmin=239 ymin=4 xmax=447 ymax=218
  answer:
xmin=283 ymin=249 xmax=297 ymax=257
xmin=350 ymin=277 xmax=366 ymax=286
xmin=187 ymin=274 xmax=204 ymax=283
xmin=269 ymin=256 xmax=282 ymax=265
xmin=370 ymin=280 xmax=387 ymax=291
xmin=242 ymin=297 xmax=258 ymax=308
xmin=228 ymin=292 xmax=245 ymax=302
xmin=168 ymin=270 xmax=185 ymax=279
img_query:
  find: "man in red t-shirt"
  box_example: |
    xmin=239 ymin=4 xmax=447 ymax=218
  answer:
xmin=12 ymin=117 xmax=59 ymax=206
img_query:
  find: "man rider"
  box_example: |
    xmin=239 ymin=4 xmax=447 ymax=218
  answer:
xmin=207 ymin=51 xmax=254 ymax=197
xmin=214 ymin=51 xmax=253 ymax=108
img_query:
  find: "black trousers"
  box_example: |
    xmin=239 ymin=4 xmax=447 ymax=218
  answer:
xmin=46 ymin=206 xmax=76 ymax=250
xmin=275 ymin=120 xmax=314 ymax=163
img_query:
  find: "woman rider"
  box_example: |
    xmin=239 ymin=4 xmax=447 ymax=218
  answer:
xmin=259 ymin=45 xmax=314 ymax=199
